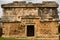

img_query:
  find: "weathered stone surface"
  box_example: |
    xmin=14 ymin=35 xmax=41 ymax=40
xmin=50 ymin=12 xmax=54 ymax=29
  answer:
xmin=1 ymin=1 xmax=59 ymax=40
xmin=1 ymin=1 xmax=58 ymax=8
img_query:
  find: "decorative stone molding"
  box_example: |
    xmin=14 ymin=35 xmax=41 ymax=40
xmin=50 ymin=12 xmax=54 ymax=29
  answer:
xmin=1 ymin=1 xmax=58 ymax=8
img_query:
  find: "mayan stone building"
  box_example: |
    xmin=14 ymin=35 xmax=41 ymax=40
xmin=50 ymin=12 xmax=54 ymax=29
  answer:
xmin=1 ymin=1 xmax=59 ymax=40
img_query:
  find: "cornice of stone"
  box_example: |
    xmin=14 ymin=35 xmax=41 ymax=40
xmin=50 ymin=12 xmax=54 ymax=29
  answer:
xmin=1 ymin=1 xmax=59 ymax=8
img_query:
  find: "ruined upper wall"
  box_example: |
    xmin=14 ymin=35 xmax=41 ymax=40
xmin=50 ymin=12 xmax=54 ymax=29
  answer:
xmin=1 ymin=1 xmax=59 ymax=8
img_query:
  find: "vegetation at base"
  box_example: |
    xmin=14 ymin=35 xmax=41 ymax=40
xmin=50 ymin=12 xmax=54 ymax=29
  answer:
xmin=0 ymin=37 xmax=33 ymax=40
xmin=0 ymin=37 xmax=60 ymax=40
xmin=59 ymin=36 xmax=60 ymax=40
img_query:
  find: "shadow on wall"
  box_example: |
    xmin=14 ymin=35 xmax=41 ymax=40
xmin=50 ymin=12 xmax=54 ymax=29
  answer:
xmin=0 ymin=28 xmax=2 ymax=37
xmin=58 ymin=25 xmax=60 ymax=40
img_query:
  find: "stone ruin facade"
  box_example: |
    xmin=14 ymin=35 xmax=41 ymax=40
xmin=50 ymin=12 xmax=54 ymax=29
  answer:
xmin=0 ymin=1 xmax=59 ymax=40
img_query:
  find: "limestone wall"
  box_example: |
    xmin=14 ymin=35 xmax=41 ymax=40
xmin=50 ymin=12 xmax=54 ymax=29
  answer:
xmin=38 ymin=8 xmax=58 ymax=19
xmin=2 ymin=17 xmax=59 ymax=40
xmin=36 ymin=22 xmax=58 ymax=38
xmin=1 ymin=1 xmax=59 ymax=40
xmin=2 ymin=23 xmax=25 ymax=37
xmin=2 ymin=8 xmax=38 ymax=22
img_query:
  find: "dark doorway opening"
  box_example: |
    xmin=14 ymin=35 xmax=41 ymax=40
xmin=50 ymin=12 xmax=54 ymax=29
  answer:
xmin=27 ymin=25 xmax=34 ymax=36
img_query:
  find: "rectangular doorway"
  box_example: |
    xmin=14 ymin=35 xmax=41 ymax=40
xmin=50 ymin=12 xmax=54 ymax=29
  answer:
xmin=27 ymin=25 xmax=34 ymax=37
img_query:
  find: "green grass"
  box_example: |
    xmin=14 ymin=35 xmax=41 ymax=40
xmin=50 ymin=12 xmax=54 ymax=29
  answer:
xmin=0 ymin=37 xmax=60 ymax=40
xmin=0 ymin=37 xmax=30 ymax=40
